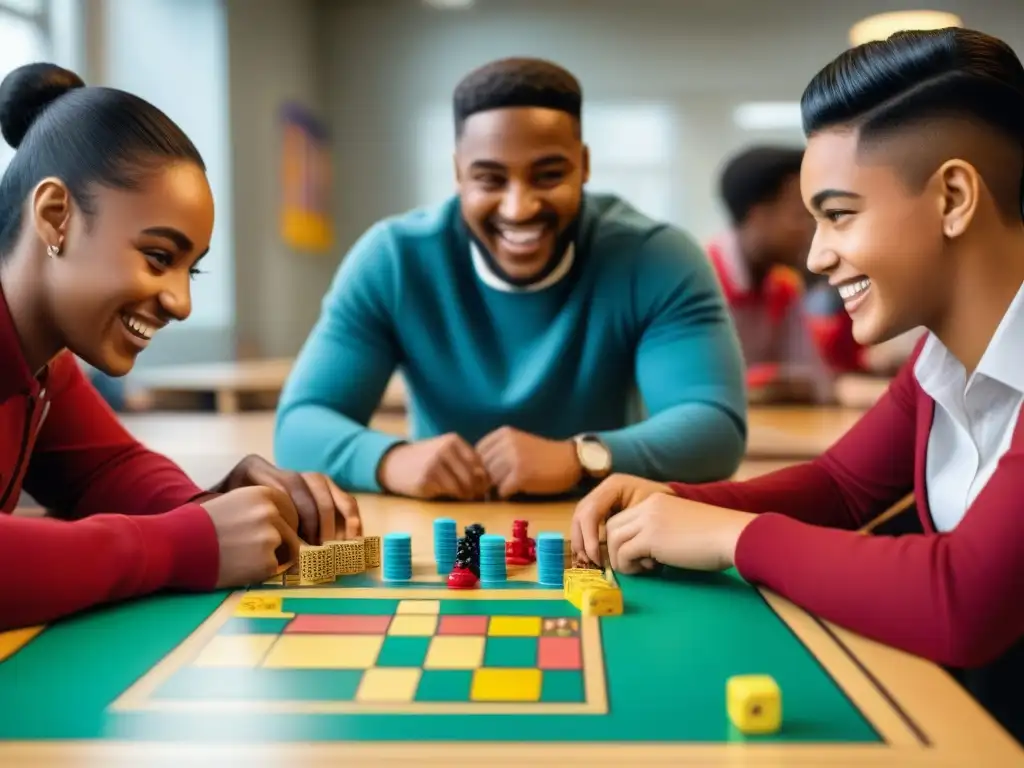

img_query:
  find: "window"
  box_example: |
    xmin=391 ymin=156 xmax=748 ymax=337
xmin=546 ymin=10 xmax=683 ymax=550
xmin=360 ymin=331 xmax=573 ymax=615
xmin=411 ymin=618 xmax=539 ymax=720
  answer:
xmin=0 ymin=0 xmax=49 ymax=173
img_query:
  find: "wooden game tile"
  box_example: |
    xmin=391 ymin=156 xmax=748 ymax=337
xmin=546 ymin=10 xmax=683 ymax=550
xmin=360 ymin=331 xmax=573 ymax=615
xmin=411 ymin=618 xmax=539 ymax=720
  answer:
xmin=191 ymin=635 xmax=277 ymax=668
xmin=356 ymin=667 xmax=421 ymax=702
xmin=285 ymin=615 xmax=391 ymax=635
xmin=396 ymin=599 xmax=441 ymax=615
xmin=436 ymin=616 xmax=489 ymax=635
xmin=488 ymin=616 xmax=542 ymax=637
xmin=388 ymin=615 xmax=438 ymax=636
xmin=424 ymin=636 xmax=485 ymax=670
xmin=262 ymin=635 xmax=383 ymax=669
xmin=537 ymin=636 xmax=582 ymax=670
xmin=470 ymin=668 xmax=543 ymax=702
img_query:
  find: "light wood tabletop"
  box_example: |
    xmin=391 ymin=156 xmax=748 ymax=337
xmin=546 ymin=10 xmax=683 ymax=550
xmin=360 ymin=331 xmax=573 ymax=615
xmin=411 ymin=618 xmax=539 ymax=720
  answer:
xmin=115 ymin=404 xmax=861 ymax=489
xmin=2 ymin=495 xmax=1019 ymax=767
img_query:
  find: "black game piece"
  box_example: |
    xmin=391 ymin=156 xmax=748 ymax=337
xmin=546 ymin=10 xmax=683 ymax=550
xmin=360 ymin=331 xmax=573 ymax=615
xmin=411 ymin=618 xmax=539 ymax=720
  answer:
xmin=456 ymin=536 xmax=479 ymax=578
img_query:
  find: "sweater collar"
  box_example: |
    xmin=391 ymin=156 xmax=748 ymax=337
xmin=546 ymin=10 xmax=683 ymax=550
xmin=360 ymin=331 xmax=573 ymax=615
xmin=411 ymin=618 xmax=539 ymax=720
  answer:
xmin=0 ymin=281 xmax=46 ymax=401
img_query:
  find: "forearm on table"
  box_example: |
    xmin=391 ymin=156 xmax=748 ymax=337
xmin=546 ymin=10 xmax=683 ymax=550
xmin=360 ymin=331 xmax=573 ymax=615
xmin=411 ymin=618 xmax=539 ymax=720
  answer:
xmin=735 ymin=514 xmax=1024 ymax=668
xmin=275 ymin=403 xmax=404 ymax=493
xmin=24 ymin=444 xmax=206 ymax=520
xmin=598 ymin=402 xmax=745 ymax=483
xmin=669 ymin=459 xmax=875 ymax=530
xmin=0 ymin=506 xmax=218 ymax=631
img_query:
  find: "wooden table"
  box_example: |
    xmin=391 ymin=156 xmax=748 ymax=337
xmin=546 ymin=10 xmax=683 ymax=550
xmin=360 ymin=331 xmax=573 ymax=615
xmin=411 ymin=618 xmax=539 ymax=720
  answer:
xmin=1 ymin=495 xmax=1018 ymax=767
xmin=129 ymin=359 xmax=408 ymax=415
xmin=745 ymin=406 xmax=864 ymax=459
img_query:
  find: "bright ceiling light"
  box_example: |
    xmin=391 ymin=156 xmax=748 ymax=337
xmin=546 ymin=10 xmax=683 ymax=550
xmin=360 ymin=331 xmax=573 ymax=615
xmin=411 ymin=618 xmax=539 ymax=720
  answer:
xmin=733 ymin=102 xmax=803 ymax=131
xmin=423 ymin=0 xmax=475 ymax=8
xmin=849 ymin=10 xmax=962 ymax=47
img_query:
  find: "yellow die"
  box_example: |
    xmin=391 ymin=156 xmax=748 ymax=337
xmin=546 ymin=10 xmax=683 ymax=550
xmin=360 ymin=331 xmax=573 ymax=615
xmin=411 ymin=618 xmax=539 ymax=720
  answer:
xmin=726 ymin=674 xmax=781 ymax=734
xmin=580 ymin=586 xmax=623 ymax=617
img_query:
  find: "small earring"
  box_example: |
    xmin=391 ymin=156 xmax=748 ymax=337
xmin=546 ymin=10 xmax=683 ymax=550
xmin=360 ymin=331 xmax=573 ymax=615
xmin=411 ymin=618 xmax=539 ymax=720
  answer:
xmin=47 ymin=243 xmax=61 ymax=258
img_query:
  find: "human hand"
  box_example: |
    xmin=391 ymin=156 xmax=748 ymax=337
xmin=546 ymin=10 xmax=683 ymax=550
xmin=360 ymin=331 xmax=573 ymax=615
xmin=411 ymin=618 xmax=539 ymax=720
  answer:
xmin=200 ymin=486 xmax=304 ymax=587
xmin=605 ymin=494 xmax=757 ymax=575
xmin=207 ymin=454 xmax=361 ymax=544
xmin=570 ymin=473 xmax=673 ymax=564
xmin=476 ymin=427 xmax=582 ymax=498
xmin=377 ymin=434 xmax=490 ymax=500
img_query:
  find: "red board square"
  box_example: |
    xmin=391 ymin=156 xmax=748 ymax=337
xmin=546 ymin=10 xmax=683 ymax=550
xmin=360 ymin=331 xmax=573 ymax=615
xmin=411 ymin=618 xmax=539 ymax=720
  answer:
xmin=437 ymin=616 xmax=489 ymax=635
xmin=538 ymin=636 xmax=581 ymax=670
xmin=285 ymin=615 xmax=392 ymax=634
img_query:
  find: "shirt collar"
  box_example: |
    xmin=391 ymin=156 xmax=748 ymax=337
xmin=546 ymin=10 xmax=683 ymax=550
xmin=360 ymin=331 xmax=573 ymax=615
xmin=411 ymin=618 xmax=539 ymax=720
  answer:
xmin=916 ymin=278 xmax=1024 ymax=397
xmin=470 ymin=241 xmax=576 ymax=293
xmin=0 ymin=281 xmax=45 ymax=401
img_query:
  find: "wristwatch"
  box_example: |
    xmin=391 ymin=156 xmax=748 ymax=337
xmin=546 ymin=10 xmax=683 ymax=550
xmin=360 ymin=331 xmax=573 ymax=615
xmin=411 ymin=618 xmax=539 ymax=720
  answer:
xmin=573 ymin=434 xmax=612 ymax=479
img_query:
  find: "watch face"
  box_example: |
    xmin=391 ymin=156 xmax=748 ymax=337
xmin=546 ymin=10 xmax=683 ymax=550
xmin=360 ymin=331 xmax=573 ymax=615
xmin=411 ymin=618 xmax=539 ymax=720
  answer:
xmin=580 ymin=440 xmax=611 ymax=472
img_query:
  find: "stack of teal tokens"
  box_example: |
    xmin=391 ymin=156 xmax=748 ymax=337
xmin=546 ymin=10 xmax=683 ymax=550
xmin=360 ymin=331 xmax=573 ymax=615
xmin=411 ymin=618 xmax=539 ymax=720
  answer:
xmin=479 ymin=534 xmax=506 ymax=584
xmin=536 ymin=532 xmax=565 ymax=586
xmin=433 ymin=518 xmax=457 ymax=574
xmin=383 ymin=532 xmax=412 ymax=582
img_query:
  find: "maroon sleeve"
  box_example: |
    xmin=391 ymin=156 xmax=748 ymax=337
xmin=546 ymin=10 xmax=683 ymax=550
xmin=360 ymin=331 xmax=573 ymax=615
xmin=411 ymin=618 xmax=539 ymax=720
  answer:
xmin=672 ymin=342 xmax=1024 ymax=667
xmin=0 ymin=503 xmax=219 ymax=630
xmin=22 ymin=355 xmax=205 ymax=518
xmin=668 ymin=350 xmax=920 ymax=529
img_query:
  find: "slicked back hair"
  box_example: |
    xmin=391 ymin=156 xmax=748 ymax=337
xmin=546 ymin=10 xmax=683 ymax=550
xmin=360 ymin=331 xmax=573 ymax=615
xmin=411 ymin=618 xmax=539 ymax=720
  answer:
xmin=800 ymin=28 xmax=1024 ymax=221
xmin=452 ymin=57 xmax=582 ymax=139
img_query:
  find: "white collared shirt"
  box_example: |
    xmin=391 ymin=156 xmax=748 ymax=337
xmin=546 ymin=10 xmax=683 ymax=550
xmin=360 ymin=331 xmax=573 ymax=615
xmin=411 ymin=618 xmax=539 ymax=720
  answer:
xmin=916 ymin=280 xmax=1024 ymax=532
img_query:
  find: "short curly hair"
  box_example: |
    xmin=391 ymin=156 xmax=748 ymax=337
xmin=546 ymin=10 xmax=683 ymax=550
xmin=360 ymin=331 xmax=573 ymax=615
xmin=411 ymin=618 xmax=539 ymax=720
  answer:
xmin=718 ymin=145 xmax=804 ymax=225
xmin=453 ymin=57 xmax=582 ymax=137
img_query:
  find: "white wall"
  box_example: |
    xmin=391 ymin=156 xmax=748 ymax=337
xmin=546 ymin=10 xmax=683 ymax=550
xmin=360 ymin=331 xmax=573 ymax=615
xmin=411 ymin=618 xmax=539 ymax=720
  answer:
xmin=99 ymin=0 xmax=235 ymax=359
xmin=322 ymin=0 xmax=1024 ymax=245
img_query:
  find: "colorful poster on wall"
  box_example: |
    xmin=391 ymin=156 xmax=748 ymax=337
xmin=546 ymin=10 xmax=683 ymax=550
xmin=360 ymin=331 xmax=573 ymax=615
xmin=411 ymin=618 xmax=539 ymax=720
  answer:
xmin=280 ymin=102 xmax=334 ymax=253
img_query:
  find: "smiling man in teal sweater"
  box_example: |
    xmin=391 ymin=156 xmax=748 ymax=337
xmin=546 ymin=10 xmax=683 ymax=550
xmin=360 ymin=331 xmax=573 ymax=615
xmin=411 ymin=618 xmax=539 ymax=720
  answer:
xmin=275 ymin=57 xmax=747 ymax=500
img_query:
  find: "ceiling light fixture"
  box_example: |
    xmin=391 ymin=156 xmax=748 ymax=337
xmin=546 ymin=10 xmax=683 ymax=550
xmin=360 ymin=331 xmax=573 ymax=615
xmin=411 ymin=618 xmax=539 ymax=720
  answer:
xmin=849 ymin=10 xmax=962 ymax=47
xmin=733 ymin=102 xmax=803 ymax=131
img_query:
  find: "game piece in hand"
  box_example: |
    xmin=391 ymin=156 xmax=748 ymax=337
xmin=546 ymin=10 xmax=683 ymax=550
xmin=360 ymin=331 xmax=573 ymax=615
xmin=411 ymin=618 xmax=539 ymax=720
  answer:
xmin=505 ymin=519 xmax=536 ymax=565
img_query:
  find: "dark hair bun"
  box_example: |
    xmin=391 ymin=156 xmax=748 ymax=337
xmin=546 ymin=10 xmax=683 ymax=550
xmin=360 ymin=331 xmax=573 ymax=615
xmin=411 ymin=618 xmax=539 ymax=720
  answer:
xmin=0 ymin=62 xmax=85 ymax=150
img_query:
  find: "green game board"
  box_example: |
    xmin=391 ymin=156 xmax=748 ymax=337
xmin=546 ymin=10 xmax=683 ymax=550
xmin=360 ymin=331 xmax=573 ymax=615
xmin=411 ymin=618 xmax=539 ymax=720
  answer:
xmin=0 ymin=568 xmax=882 ymax=744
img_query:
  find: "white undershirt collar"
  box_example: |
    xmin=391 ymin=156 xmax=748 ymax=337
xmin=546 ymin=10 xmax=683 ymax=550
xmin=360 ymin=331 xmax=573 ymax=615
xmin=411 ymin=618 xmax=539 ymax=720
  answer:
xmin=470 ymin=242 xmax=576 ymax=293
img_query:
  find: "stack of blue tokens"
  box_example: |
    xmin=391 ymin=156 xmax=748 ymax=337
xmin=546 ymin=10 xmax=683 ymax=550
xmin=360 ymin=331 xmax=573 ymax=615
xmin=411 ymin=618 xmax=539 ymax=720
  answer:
xmin=536 ymin=532 xmax=565 ymax=586
xmin=433 ymin=518 xmax=457 ymax=574
xmin=383 ymin=532 xmax=412 ymax=582
xmin=479 ymin=534 xmax=506 ymax=584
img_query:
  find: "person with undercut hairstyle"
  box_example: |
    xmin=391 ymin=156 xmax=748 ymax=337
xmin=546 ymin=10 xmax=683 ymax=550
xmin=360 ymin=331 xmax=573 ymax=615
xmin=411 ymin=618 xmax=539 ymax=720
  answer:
xmin=570 ymin=28 xmax=1024 ymax=742
xmin=276 ymin=57 xmax=747 ymax=501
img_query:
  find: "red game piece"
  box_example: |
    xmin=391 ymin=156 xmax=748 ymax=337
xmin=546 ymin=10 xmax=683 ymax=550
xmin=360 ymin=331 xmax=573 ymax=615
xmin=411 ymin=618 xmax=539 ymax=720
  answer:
xmin=447 ymin=565 xmax=479 ymax=589
xmin=505 ymin=519 xmax=536 ymax=566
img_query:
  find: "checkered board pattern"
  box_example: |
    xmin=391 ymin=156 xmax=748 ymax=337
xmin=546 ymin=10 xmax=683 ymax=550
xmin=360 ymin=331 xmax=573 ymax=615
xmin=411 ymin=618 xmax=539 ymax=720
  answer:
xmin=113 ymin=592 xmax=608 ymax=715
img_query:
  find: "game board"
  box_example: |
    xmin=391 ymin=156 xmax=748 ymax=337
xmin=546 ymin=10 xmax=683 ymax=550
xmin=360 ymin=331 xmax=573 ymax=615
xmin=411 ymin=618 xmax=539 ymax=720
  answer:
xmin=6 ymin=512 xmax=974 ymax=768
xmin=110 ymin=590 xmax=607 ymax=716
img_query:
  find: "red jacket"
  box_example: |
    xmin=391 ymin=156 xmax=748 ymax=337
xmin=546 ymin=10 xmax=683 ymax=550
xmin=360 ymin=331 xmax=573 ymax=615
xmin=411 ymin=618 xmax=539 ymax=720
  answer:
xmin=670 ymin=338 xmax=1024 ymax=669
xmin=0 ymin=285 xmax=219 ymax=630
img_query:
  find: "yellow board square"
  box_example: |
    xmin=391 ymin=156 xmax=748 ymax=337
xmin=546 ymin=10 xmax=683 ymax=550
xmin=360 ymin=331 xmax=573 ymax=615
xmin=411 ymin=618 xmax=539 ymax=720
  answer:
xmin=488 ymin=616 xmax=542 ymax=637
xmin=396 ymin=599 xmax=441 ymax=615
xmin=356 ymin=667 xmax=421 ymax=702
xmin=262 ymin=635 xmax=383 ymax=669
xmin=388 ymin=615 xmax=438 ymax=636
xmin=424 ymin=636 xmax=486 ymax=669
xmin=192 ymin=635 xmax=276 ymax=668
xmin=236 ymin=595 xmax=283 ymax=615
xmin=471 ymin=668 xmax=543 ymax=702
